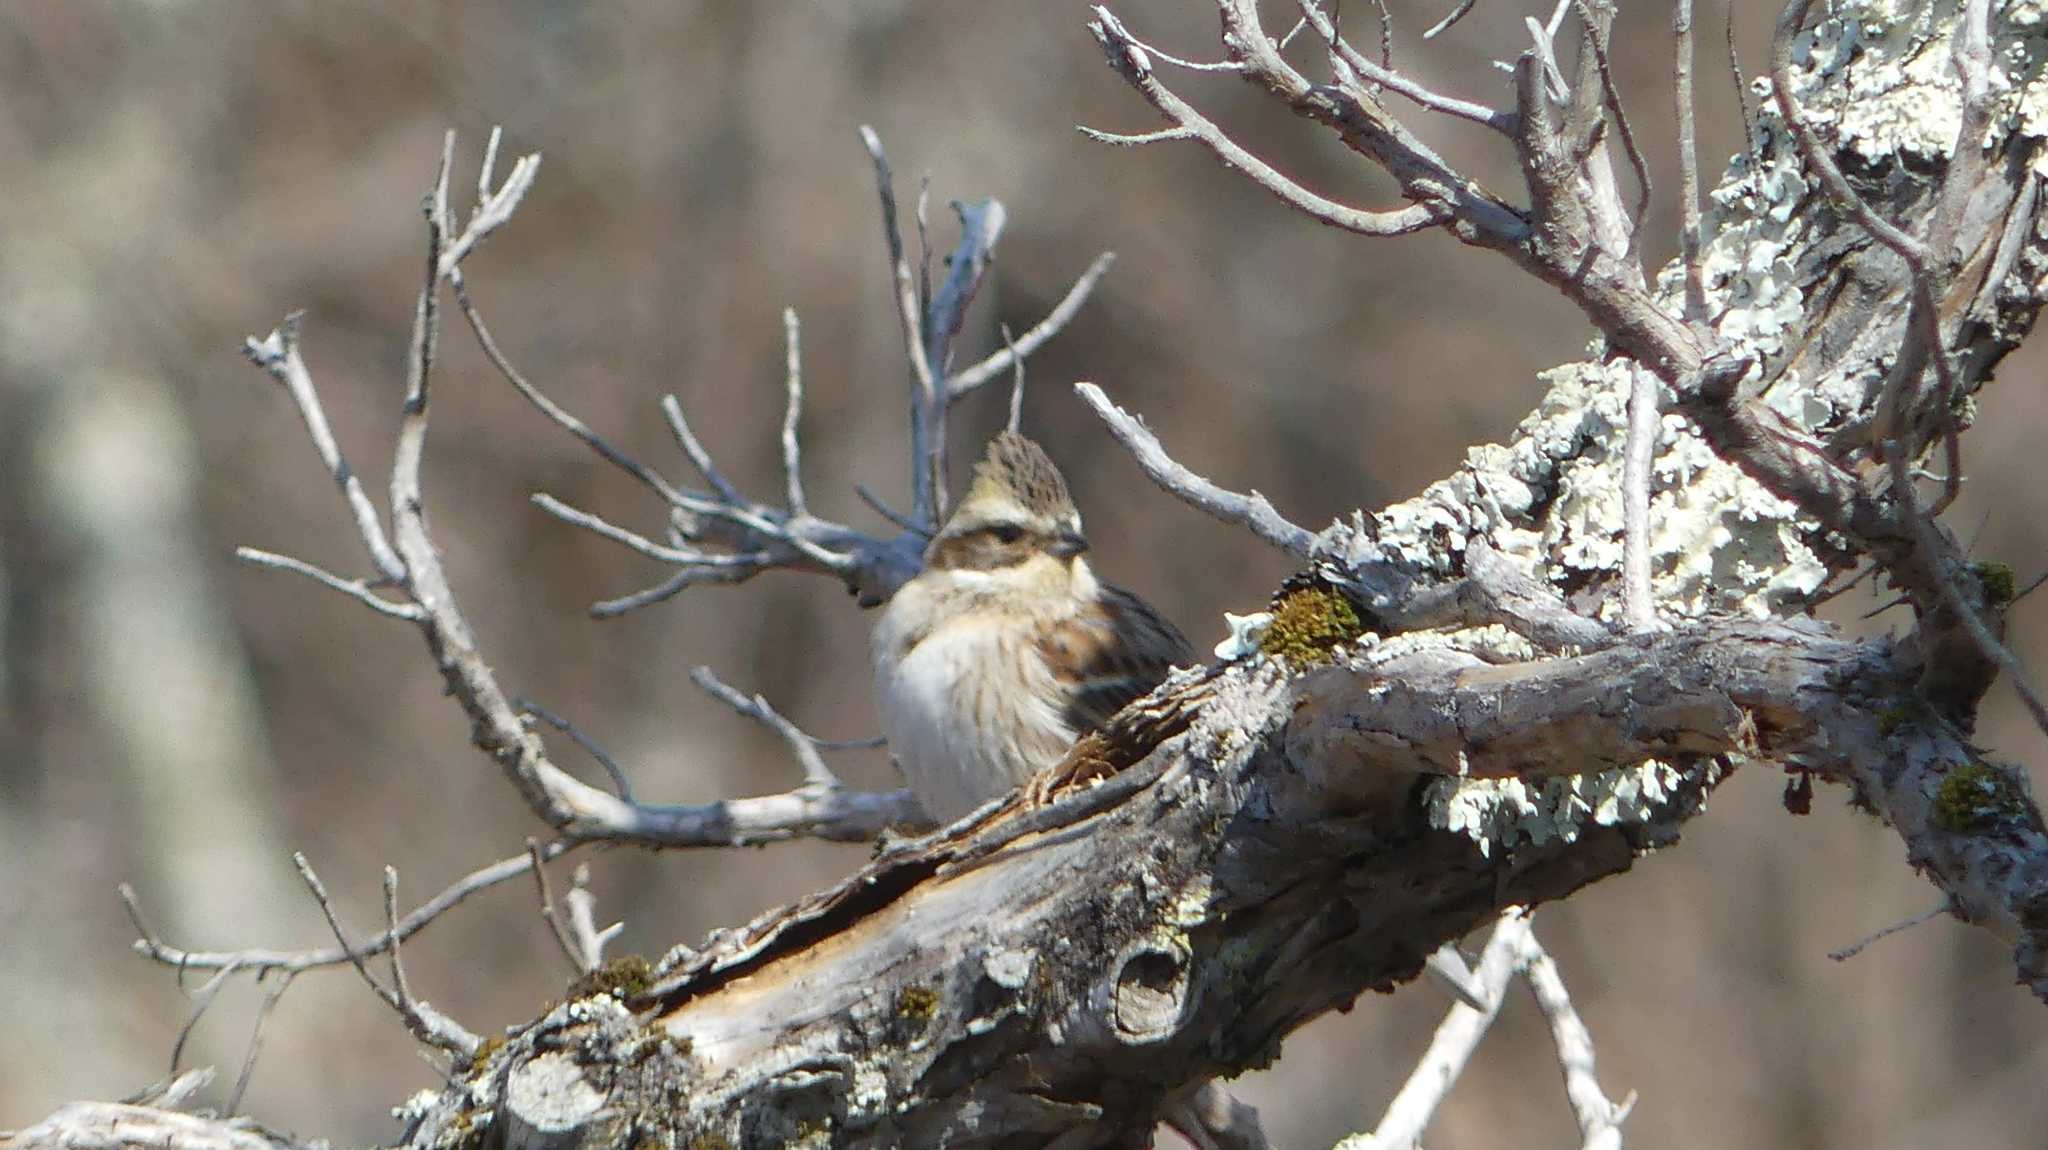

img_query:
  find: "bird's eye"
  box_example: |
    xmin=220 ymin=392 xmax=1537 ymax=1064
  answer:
xmin=991 ymin=525 xmax=1024 ymax=545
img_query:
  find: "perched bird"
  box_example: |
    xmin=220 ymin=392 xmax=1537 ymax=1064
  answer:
xmin=873 ymin=432 xmax=1192 ymax=822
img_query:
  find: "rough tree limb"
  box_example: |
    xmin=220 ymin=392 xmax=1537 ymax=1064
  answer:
xmin=21 ymin=1 xmax=2048 ymax=1147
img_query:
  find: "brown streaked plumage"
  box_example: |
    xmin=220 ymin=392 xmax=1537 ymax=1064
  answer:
xmin=872 ymin=432 xmax=1192 ymax=822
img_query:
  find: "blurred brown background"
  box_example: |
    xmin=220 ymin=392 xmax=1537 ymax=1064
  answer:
xmin=2 ymin=2 xmax=2045 ymax=1147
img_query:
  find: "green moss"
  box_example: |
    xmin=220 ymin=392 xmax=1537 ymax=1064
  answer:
xmin=1933 ymin=761 xmax=2033 ymax=832
xmin=1258 ymin=583 xmax=1365 ymax=665
xmin=894 ymin=982 xmax=940 ymax=1030
xmin=1973 ymin=561 xmax=2017 ymax=606
xmin=1877 ymin=704 xmax=1912 ymax=737
xmin=572 ymin=954 xmax=653 ymax=1000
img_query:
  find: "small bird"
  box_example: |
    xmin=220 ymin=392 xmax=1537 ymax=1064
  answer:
xmin=873 ymin=432 xmax=1193 ymax=823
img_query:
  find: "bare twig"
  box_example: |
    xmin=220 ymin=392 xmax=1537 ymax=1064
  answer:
xmin=921 ymin=196 xmax=1009 ymax=518
xmin=518 ymin=698 xmax=637 ymax=802
xmin=1885 ymin=440 xmax=2048 ymax=737
xmin=240 ymin=315 xmax=405 ymax=585
xmin=452 ymin=271 xmax=683 ymax=506
xmin=1076 ymin=382 xmax=1315 ymax=558
xmin=1001 ymin=324 xmax=1027 ymax=434
xmin=659 ymin=394 xmax=746 ymax=506
xmin=1622 ymin=367 xmax=1661 ymax=630
xmin=382 ymin=867 xmax=418 ymax=1020
xmin=566 ymin=864 xmax=622 ymax=973
xmin=1829 ymin=899 xmax=1954 ymax=961
xmin=690 ymin=666 xmax=842 ymax=790
xmin=1088 ymin=8 xmax=1445 ymax=238
xmin=224 ymin=971 xmax=295 ymax=1117
xmin=168 ymin=963 xmax=242 ymax=1077
xmin=528 ymin=839 xmax=588 ymax=975
xmin=950 ymin=251 xmax=1117 ymax=399
xmin=780 ymin=307 xmax=808 ymax=516
xmin=859 ymin=125 xmax=942 ymax=530
xmin=857 ymin=484 xmax=932 ymax=537
xmin=1674 ymin=0 xmax=1708 ymax=323
xmin=232 ymin=548 xmax=421 ymax=620
xmin=1295 ymin=0 xmax=1516 ymax=133
xmin=1334 ymin=911 xmax=1530 ymax=1149
xmin=293 ymin=852 xmax=479 ymax=1056
xmin=123 ymin=844 xmax=575 ymax=976
xmin=1520 ymin=928 xmax=1632 ymax=1148
xmin=1423 ymin=0 xmax=1477 ymax=40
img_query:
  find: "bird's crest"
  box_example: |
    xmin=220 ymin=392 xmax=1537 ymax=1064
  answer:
xmin=959 ymin=431 xmax=1075 ymax=519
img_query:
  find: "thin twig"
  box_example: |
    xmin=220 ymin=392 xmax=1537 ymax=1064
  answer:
xmin=233 ymin=548 xmax=422 ymax=621
xmin=1076 ymin=382 xmax=1315 ymax=558
xmin=1334 ymin=911 xmax=1531 ymax=1149
xmin=1424 ymin=0 xmax=1478 ymax=40
xmin=1674 ymin=0 xmax=1708 ymax=324
xmin=518 ymin=698 xmax=637 ymax=802
xmin=1001 ymin=324 xmax=1027 ymax=434
xmin=124 ymin=844 xmax=578 ymax=975
xmin=528 ymin=839 xmax=588 ymax=975
xmin=659 ymin=395 xmax=746 ymax=506
xmin=589 ymin=564 xmax=761 ymax=618
xmin=530 ymin=494 xmax=710 ymax=566
xmin=690 ymin=666 xmax=841 ymax=790
xmin=857 ymin=484 xmax=932 ymax=537
xmin=168 ymin=963 xmax=242 ymax=1077
xmin=452 ymin=269 xmax=684 ymax=506
xmin=1089 ymin=8 xmax=1445 ymax=237
xmin=1574 ymin=0 xmax=1653 ymax=244
xmin=294 ymin=851 xmax=478 ymax=1056
xmin=780 ymin=307 xmax=808 ymax=517
xmin=241 ymin=317 xmax=406 ymax=585
xmin=950 ymin=251 xmax=1117 ymax=398
xmin=223 ymin=971 xmax=294 ymax=1117
xmin=2015 ymin=570 xmax=2048 ymax=604
xmin=1622 ymin=367 xmax=1661 ymax=630
xmin=565 ymin=864 xmax=621 ymax=973
xmin=920 ymin=196 xmax=1008 ymax=520
xmin=1295 ymin=0 xmax=1517 ymax=133
xmin=1829 ymin=899 xmax=1954 ymax=961
xmin=1886 ymin=440 xmax=2048 ymax=737
xmin=1727 ymin=1 xmax=1757 ymax=163
xmin=858 ymin=125 xmax=942 ymax=531
xmin=1520 ymin=927 xmax=1632 ymax=1147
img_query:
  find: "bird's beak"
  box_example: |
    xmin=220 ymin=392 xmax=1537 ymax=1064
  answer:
xmin=1049 ymin=532 xmax=1090 ymax=559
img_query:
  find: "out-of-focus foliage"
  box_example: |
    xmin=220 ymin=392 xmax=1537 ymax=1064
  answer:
xmin=0 ymin=3 xmax=2043 ymax=1147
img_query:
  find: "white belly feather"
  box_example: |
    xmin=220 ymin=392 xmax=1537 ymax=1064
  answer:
xmin=874 ymin=608 xmax=1074 ymax=824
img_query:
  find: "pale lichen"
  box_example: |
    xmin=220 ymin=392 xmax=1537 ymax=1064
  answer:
xmin=1425 ymin=759 xmax=1721 ymax=856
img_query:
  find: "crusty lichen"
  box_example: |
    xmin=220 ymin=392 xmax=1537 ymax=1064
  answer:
xmin=1425 ymin=759 xmax=1721 ymax=856
xmin=1356 ymin=0 xmax=2048 ymax=630
xmin=1933 ymin=761 xmax=2035 ymax=832
xmin=1258 ymin=583 xmax=1365 ymax=665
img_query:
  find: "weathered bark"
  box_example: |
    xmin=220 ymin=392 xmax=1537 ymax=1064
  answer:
xmin=13 ymin=1 xmax=2048 ymax=1148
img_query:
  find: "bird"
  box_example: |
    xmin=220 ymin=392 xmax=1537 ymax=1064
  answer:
xmin=872 ymin=431 xmax=1193 ymax=823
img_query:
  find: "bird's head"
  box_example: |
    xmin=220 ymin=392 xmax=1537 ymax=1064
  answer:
xmin=924 ymin=432 xmax=1090 ymax=584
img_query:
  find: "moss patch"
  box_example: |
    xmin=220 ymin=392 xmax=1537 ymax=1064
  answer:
xmin=572 ymin=954 xmax=654 ymax=1000
xmin=893 ymin=982 xmax=940 ymax=1031
xmin=1933 ymin=761 xmax=2034 ymax=832
xmin=1259 ymin=582 xmax=1365 ymax=665
xmin=1973 ymin=561 xmax=2017 ymax=606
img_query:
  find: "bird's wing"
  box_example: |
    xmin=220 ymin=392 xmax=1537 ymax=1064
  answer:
xmin=1035 ymin=585 xmax=1194 ymax=735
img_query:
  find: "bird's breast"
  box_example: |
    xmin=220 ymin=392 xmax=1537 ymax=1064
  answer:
xmin=874 ymin=610 xmax=1074 ymax=823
